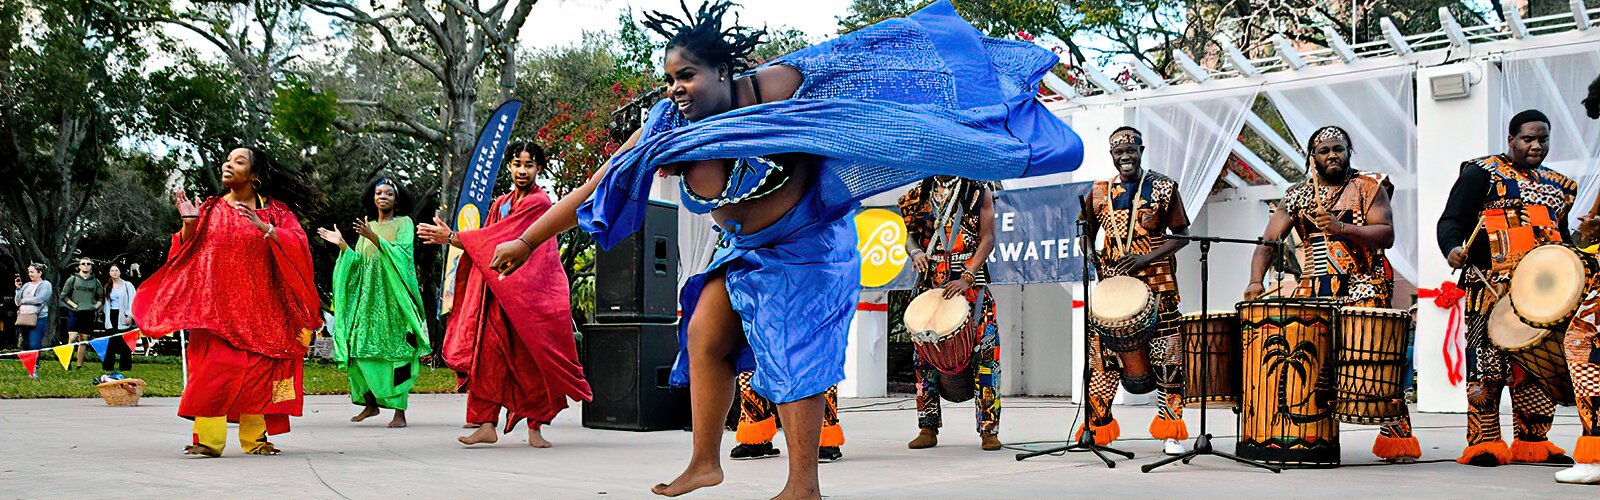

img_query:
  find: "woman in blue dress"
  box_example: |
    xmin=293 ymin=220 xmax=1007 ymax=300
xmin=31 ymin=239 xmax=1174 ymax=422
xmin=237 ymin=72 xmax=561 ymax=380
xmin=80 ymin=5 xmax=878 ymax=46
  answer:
xmin=490 ymin=2 xmax=1082 ymax=497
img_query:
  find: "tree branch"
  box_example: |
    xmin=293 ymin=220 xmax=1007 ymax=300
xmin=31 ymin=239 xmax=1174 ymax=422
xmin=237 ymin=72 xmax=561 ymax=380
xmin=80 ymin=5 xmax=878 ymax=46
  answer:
xmin=304 ymin=0 xmax=450 ymax=84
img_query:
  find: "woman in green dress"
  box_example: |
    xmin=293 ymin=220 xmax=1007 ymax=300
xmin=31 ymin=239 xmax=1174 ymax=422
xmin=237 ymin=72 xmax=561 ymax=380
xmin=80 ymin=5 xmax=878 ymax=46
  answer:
xmin=317 ymin=178 xmax=430 ymax=428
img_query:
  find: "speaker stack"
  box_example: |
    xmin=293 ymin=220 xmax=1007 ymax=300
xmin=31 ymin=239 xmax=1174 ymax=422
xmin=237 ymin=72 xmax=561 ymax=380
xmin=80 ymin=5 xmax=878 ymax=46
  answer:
xmin=582 ymin=200 xmax=688 ymax=431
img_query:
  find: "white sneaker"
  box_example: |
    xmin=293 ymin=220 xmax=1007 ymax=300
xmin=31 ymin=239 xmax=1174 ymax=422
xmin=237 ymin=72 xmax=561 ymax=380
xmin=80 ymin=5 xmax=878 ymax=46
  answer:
xmin=1554 ymin=463 xmax=1600 ymax=484
xmin=1163 ymin=438 xmax=1185 ymax=456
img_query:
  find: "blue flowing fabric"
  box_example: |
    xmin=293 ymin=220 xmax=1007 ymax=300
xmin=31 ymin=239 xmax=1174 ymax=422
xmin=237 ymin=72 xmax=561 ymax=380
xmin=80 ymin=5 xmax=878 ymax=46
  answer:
xmin=579 ymin=1 xmax=1085 ymax=403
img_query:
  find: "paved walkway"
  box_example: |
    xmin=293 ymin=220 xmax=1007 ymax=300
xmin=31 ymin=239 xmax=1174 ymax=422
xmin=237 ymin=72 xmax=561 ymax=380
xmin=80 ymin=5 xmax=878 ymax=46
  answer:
xmin=1 ymin=394 xmax=1594 ymax=499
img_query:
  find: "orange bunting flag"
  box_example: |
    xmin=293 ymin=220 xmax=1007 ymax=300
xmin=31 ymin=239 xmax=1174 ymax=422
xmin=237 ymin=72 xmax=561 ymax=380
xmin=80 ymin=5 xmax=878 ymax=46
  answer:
xmin=122 ymin=330 xmax=141 ymax=351
xmin=51 ymin=345 xmax=75 ymax=371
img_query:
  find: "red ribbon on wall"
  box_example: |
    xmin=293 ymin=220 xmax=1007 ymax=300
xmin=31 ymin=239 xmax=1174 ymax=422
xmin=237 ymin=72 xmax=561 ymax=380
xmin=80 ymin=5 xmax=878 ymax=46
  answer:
xmin=1418 ymin=281 xmax=1467 ymax=386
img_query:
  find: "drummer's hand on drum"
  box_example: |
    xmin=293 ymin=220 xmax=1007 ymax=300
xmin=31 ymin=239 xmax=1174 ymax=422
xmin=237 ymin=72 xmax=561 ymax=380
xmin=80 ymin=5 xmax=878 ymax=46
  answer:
xmin=1243 ymin=282 xmax=1265 ymax=301
xmin=1447 ymin=245 xmax=1469 ymax=269
xmin=942 ymin=275 xmax=971 ymax=299
xmin=909 ymin=248 xmax=929 ymax=274
xmin=1114 ymin=254 xmax=1152 ymax=274
xmin=1578 ymin=215 xmax=1600 ymax=244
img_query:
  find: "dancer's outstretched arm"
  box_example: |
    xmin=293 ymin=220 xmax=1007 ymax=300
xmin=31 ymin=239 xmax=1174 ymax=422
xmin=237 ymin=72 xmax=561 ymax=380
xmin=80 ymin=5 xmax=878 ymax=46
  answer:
xmin=489 ymin=128 xmax=642 ymax=277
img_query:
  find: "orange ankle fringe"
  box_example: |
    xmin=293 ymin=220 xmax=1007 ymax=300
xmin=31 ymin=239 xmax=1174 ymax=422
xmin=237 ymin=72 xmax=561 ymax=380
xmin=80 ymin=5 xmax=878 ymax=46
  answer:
xmin=1456 ymin=440 xmax=1510 ymax=465
xmin=820 ymin=424 xmax=845 ymax=447
xmin=1372 ymin=435 xmax=1421 ymax=460
xmin=736 ymin=417 xmax=777 ymax=445
xmin=1149 ymin=417 xmax=1189 ymax=441
xmin=1075 ymin=419 xmax=1120 ymax=445
xmin=1511 ymin=439 xmax=1566 ymax=463
xmin=1574 ymin=436 xmax=1600 ymax=464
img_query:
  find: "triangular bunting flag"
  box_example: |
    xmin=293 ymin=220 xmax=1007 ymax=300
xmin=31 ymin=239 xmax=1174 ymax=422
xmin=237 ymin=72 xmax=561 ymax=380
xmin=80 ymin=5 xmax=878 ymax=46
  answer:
xmin=88 ymin=337 xmax=110 ymax=359
xmin=18 ymin=351 xmax=38 ymax=377
xmin=51 ymin=345 xmax=74 ymax=370
xmin=122 ymin=330 xmax=141 ymax=351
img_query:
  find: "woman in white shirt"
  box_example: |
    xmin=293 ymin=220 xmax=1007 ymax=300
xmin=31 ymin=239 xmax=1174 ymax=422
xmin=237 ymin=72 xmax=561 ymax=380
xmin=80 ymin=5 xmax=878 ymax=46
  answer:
xmin=100 ymin=263 xmax=137 ymax=372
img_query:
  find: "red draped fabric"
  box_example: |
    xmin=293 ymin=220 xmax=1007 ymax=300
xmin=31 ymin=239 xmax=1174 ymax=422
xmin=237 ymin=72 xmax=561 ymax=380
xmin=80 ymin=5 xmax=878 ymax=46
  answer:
xmin=444 ymin=188 xmax=591 ymax=431
xmin=133 ymin=197 xmax=321 ymax=434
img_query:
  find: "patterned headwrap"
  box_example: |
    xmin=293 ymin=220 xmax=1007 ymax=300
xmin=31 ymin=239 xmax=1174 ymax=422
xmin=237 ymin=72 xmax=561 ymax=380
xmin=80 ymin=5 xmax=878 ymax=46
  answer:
xmin=1310 ymin=126 xmax=1350 ymax=150
xmin=1306 ymin=125 xmax=1353 ymax=173
xmin=1110 ymin=130 xmax=1142 ymax=147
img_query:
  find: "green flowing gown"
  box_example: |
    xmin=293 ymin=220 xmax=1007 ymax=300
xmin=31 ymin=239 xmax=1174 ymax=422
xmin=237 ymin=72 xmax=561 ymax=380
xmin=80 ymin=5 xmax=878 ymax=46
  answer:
xmin=331 ymin=216 xmax=430 ymax=410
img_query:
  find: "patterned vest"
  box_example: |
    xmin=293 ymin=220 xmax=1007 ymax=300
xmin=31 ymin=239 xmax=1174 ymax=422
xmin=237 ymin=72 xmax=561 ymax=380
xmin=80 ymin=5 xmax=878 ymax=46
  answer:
xmin=899 ymin=178 xmax=991 ymax=292
xmin=1471 ymin=155 xmax=1576 ymax=280
xmin=1282 ymin=170 xmax=1394 ymax=305
xmin=1090 ymin=171 xmax=1181 ymax=294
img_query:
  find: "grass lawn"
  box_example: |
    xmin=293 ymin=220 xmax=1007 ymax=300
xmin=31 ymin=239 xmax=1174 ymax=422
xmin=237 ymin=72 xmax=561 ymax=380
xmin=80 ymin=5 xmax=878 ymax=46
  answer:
xmin=0 ymin=355 xmax=461 ymax=399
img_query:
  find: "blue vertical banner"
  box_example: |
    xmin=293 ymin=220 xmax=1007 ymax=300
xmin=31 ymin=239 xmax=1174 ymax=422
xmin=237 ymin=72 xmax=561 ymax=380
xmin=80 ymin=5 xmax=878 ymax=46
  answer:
xmin=439 ymin=99 xmax=523 ymax=316
xmin=859 ymin=181 xmax=1094 ymax=290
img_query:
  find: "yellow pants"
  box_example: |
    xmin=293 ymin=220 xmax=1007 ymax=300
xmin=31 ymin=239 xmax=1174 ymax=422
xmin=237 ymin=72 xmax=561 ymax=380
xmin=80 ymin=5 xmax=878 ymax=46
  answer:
xmin=192 ymin=415 xmax=271 ymax=455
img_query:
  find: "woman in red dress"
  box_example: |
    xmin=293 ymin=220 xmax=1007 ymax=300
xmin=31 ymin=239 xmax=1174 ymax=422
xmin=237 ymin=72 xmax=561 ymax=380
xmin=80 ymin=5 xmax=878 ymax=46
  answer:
xmin=133 ymin=147 xmax=322 ymax=457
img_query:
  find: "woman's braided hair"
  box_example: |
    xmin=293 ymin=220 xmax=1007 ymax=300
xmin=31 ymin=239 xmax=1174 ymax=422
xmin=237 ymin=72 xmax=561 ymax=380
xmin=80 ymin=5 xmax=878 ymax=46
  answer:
xmin=642 ymin=0 xmax=767 ymax=76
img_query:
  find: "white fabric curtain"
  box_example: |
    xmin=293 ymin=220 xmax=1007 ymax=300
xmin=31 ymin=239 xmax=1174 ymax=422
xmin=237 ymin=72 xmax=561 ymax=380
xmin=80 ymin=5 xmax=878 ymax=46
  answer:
xmin=1494 ymin=44 xmax=1600 ymax=224
xmin=677 ymin=207 xmax=720 ymax=289
xmin=1131 ymin=82 xmax=1264 ymax=223
xmin=1264 ymin=63 xmax=1419 ymax=283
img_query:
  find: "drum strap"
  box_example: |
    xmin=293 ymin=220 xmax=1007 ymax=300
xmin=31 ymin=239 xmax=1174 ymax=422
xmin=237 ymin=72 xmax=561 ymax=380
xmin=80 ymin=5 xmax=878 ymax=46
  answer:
xmin=929 ymin=178 xmax=968 ymax=268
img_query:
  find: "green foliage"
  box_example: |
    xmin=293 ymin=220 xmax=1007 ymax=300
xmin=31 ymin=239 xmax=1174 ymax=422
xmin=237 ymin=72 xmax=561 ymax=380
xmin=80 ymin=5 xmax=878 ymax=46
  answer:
xmin=0 ymin=357 xmax=459 ymax=399
xmin=272 ymin=78 xmax=339 ymax=149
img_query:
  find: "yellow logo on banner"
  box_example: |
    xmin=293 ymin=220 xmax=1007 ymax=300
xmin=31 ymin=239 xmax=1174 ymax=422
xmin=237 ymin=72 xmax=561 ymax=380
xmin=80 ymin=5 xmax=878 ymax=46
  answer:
xmin=855 ymin=208 xmax=908 ymax=288
xmin=455 ymin=204 xmax=482 ymax=231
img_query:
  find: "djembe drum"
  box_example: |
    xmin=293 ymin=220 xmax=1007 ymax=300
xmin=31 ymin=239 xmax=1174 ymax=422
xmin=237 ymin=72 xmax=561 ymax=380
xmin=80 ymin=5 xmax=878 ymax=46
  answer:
xmin=1333 ymin=307 xmax=1411 ymax=425
xmin=1237 ymin=299 xmax=1341 ymax=467
xmin=1489 ymin=296 xmax=1576 ymax=406
xmin=1089 ymin=275 xmax=1159 ymax=394
xmin=904 ymin=289 xmax=981 ymax=402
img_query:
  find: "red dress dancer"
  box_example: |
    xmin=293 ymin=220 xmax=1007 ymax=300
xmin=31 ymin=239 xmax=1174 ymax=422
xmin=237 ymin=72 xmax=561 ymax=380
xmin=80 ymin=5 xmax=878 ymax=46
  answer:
xmin=134 ymin=194 xmax=320 ymax=457
xmin=442 ymin=184 xmax=591 ymax=446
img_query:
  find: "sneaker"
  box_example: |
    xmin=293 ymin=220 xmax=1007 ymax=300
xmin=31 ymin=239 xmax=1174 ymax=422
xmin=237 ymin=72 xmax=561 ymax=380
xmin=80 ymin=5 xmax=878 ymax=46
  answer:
xmin=1554 ymin=463 xmax=1600 ymax=484
xmin=729 ymin=442 xmax=780 ymax=460
xmin=1163 ymin=438 xmax=1185 ymax=456
xmin=818 ymin=446 xmax=842 ymax=463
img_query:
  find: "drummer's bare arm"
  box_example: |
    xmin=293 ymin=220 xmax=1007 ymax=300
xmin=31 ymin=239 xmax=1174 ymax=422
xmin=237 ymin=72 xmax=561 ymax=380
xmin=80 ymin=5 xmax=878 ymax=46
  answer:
xmin=1247 ymin=207 xmax=1294 ymax=300
xmin=1327 ymin=183 xmax=1395 ymax=250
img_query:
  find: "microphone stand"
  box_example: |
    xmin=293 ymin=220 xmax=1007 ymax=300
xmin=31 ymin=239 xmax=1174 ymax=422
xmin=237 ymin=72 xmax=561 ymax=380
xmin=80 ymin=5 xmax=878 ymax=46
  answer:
xmin=1016 ymin=196 xmax=1132 ymax=467
xmin=1141 ymin=233 xmax=1281 ymax=474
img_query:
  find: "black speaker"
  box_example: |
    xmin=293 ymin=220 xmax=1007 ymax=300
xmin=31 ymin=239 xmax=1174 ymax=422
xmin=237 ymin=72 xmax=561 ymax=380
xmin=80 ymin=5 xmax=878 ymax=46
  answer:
xmin=581 ymin=322 xmax=689 ymax=431
xmin=595 ymin=200 xmax=679 ymax=323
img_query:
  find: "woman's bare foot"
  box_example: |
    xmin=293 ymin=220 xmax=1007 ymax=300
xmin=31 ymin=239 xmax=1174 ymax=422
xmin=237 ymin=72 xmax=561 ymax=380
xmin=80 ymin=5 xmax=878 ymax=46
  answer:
xmin=527 ymin=426 xmax=551 ymax=448
xmin=351 ymin=405 xmax=380 ymax=422
xmin=458 ymin=423 xmax=498 ymax=445
xmin=651 ymin=464 xmax=723 ymax=497
xmin=387 ymin=410 xmax=407 ymax=428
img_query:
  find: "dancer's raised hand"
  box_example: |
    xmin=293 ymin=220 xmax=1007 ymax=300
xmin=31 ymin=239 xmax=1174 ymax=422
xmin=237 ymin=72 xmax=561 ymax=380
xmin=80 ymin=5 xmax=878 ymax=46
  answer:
xmin=316 ymin=227 xmax=346 ymax=250
xmin=417 ymin=215 xmax=454 ymax=246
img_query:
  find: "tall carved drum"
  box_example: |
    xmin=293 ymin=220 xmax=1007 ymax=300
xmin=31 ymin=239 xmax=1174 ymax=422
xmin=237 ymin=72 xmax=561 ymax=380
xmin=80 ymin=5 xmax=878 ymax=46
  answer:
xmin=1237 ymin=299 xmax=1341 ymax=467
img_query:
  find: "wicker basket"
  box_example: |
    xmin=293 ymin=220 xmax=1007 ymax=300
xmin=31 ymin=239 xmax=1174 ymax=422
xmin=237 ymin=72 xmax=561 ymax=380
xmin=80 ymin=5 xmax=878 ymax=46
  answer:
xmin=95 ymin=379 xmax=146 ymax=407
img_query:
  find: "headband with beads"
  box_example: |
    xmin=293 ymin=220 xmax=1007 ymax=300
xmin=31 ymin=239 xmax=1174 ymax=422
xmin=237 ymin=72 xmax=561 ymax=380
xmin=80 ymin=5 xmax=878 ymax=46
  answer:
xmin=1110 ymin=132 xmax=1143 ymax=147
xmin=1310 ymin=126 xmax=1349 ymax=149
